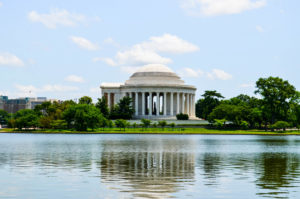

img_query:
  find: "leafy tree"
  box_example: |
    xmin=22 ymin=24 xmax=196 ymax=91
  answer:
xmin=95 ymin=97 xmax=110 ymax=118
xmin=14 ymin=109 xmax=39 ymax=130
xmin=170 ymin=122 xmax=176 ymax=130
xmin=152 ymin=122 xmax=157 ymax=128
xmin=38 ymin=116 xmax=52 ymax=129
xmin=0 ymin=109 xmax=9 ymax=125
xmin=79 ymin=96 xmax=93 ymax=105
xmin=240 ymin=121 xmax=249 ymax=130
xmin=141 ymin=119 xmax=151 ymax=128
xmin=196 ymin=90 xmax=224 ymax=119
xmin=158 ymin=120 xmax=167 ymax=130
xmin=132 ymin=122 xmax=138 ymax=128
xmin=114 ymin=119 xmax=129 ymax=131
xmin=63 ymin=104 xmax=104 ymax=131
xmin=255 ymin=77 xmax=298 ymax=125
xmin=271 ymin=121 xmax=290 ymax=132
xmin=110 ymin=96 xmax=134 ymax=119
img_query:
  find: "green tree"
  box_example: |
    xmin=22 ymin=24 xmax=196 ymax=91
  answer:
xmin=213 ymin=119 xmax=226 ymax=129
xmin=95 ymin=97 xmax=110 ymax=118
xmin=110 ymin=96 xmax=134 ymax=119
xmin=79 ymin=96 xmax=93 ymax=105
xmin=14 ymin=109 xmax=39 ymax=130
xmin=63 ymin=104 xmax=104 ymax=131
xmin=196 ymin=90 xmax=224 ymax=119
xmin=158 ymin=120 xmax=167 ymax=130
xmin=176 ymin=113 xmax=189 ymax=120
xmin=50 ymin=119 xmax=67 ymax=129
xmin=255 ymin=77 xmax=298 ymax=125
xmin=141 ymin=119 xmax=151 ymax=129
xmin=114 ymin=119 xmax=129 ymax=131
xmin=0 ymin=109 xmax=9 ymax=125
xmin=271 ymin=121 xmax=290 ymax=132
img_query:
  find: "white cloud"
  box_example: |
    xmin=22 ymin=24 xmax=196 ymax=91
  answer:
xmin=70 ymin=36 xmax=99 ymax=51
xmin=0 ymin=53 xmax=24 ymax=67
xmin=181 ymin=0 xmax=266 ymax=17
xmin=178 ymin=67 xmax=204 ymax=77
xmin=15 ymin=84 xmax=79 ymax=97
xmin=65 ymin=75 xmax=85 ymax=83
xmin=104 ymin=37 xmax=120 ymax=48
xmin=100 ymin=34 xmax=198 ymax=68
xmin=28 ymin=9 xmax=87 ymax=29
xmin=139 ymin=34 xmax=199 ymax=54
xmin=240 ymin=83 xmax=254 ymax=88
xmin=0 ymin=2 xmax=2 ymax=7
xmin=256 ymin=25 xmax=265 ymax=32
xmin=207 ymin=69 xmax=232 ymax=80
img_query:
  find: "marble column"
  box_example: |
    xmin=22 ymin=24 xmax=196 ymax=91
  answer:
xmin=107 ymin=93 xmax=111 ymax=109
xmin=156 ymin=92 xmax=160 ymax=116
xmin=176 ymin=93 xmax=180 ymax=114
xmin=186 ymin=93 xmax=190 ymax=116
xmin=170 ymin=92 xmax=173 ymax=116
xmin=142 ymin=92 xmax=145 ymax=115
xmin=181 ymin=93 xmax=185 ymax=114
xmin=163 ymin=92 xmax=167 ymax=116
xmin=135 ymin=92 xmax=138 ymax=116
xmin=149 ymin=92 xmax=152 ymax=116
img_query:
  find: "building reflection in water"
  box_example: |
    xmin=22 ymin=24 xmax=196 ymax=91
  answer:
xmin=100 ymin=139 xmax=196 ymax=199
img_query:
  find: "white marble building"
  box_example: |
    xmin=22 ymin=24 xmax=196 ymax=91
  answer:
xmin=100 ymin=65 xmax=196 ymax=119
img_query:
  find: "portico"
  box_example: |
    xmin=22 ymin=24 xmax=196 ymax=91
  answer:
xmin=101 ymin=64 xmax=197 ymax=119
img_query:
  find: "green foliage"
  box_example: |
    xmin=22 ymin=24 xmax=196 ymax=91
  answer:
xmin=176 ymin=113 xmax=189 ymax=120
xmin=14 ymin=109 xmax=39 ymax=130
xmin=95 ymin=97 xmax=110 ymax=118
xmin=271 ymin=121 xmax=290 ymax=132
xmin=255 ymin=76 xmax=298 ymax=124
xmin=132 ymin=122 xmax=138 ymax=128
xmin=114 ymin=119 xmax=129 ymax=131
xmin=79 ymin=96 xmax=93 ymax=105
xmin=63 ymin=104 xmax=104 ymax=131
xmin=110 ymin=96 xmax=134 ymax=119
xmin=141 ymin=119 xmax=151 ymax=128
xmin=213 ymin=119 xmax=226 ymax=129
xmin=50 ymin=119 xmax=67 ymax=129
xmin=170 ymin=122 xmax=176 ymax=129
xmin=152 ymin=122 xmax=157 ymax=128
xmin=240 ymin=120 xmax=249 ymax=130
xmin=158 ymin=120 xmax=167 ymax=130
xmin=0 ymin=109 xmax=9 ymax=125
xmin=196 ymin=90 xmax=224 ymax=119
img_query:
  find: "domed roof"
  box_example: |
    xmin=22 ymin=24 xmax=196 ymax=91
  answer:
xmin=125 ymin=64 xmax=185 ymax=86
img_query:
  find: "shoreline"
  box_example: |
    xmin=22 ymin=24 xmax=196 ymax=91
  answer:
xmin=1 ymin=128 xmax=300 ymax=136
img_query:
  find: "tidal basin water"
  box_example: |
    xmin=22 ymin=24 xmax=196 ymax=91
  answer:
xmin=1 ymin=134 xmax=300 ymax=199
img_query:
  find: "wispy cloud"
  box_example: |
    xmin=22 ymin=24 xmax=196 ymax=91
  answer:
xmin=256 ymin=25 xmax=265 ymax=32
xmin=70 ymin=36 xmax=99 ymax=51
xmin=207 ymin=69 xmax=232 ymax=80
xmin=97 ymin=34 xmax=199 ymax=68
xmin=181 ymin=0 xmax=266 ymax=17
xmin=65 ymin=75 xmax=85 ymax=83
xmin=28 ymin=8 xmax=93 ymax=29
xmin=178 ymin=67 xmax=204 ymax=77
xmin=0 ymin=53 xmax=24 ymax=67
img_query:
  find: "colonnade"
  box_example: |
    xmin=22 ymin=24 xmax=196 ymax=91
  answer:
xmin=104 ymin=91 xmax=195 ymax=117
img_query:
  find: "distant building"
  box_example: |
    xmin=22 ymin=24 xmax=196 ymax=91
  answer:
xmin=0 ymin=96 xmax=52 ymax=113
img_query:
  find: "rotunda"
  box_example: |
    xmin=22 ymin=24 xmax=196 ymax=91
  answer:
xmin=100 ymin=64 xmax=196 ymax=119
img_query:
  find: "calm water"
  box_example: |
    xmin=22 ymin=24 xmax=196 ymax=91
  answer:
xmin=1 ymin=134 xmax=300 ymax=199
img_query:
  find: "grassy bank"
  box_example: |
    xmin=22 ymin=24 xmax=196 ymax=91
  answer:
xmin=1 ymin=128 xmax=300 ymax=135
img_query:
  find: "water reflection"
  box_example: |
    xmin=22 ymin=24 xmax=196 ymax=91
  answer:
xmin=100 ymin=139 xmax=195 ymax=198
xmin=0 ymin=134 xmax=300 ymax=198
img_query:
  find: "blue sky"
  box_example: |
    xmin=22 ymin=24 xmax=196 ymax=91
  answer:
xmin=0 ymin=0 xmax=299 ymax=101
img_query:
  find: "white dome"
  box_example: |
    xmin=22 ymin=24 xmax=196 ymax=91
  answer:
xmin=125 ymin=64 xmax=185 ymax=86
xmin=135 ymin=64 xmax=173 ymax=73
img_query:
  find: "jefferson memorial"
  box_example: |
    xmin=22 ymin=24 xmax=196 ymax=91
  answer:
xmin=101 ymin=64 xmax=196 ymax=119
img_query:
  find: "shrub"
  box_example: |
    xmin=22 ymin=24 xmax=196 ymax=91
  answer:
xmin=240 ymin=120 xmax=249 ymax=130
xmin=271 ymin=121 xmax=290 ymax=132
xmin=141 ymin=119 xmax=151 ymax=128
xmin=170 ymin=122 xmax=176 ymax=130
xmin=158 ymin=120 xmax=167 ymax=130
xmin=153 ymin=122 xmax=157 ymax=128
xmin=213 ymin=119 xmax=226 ymax=129
xmin=114 ymin=119 xmax=129 ymax=131
xmin=176 ymin=113 xmax=189 ymax=120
